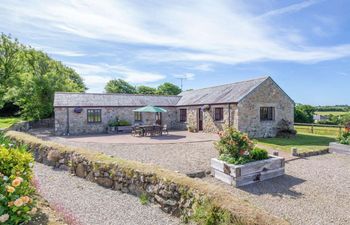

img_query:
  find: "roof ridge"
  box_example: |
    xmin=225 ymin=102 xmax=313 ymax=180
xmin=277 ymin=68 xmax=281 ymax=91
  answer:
xmin=55 ymin=92 xmax=181 ymax=98
xmin=179 ymin=76 xmax=269 ymax=94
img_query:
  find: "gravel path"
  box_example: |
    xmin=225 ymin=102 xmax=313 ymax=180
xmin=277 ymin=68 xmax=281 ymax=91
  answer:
xmin=47 ymin=137 xmax=218 ymax=174
xmin=204 ymin=153 xmax=350 ymax=225
xmin=43 ymin=135 xmax=350 ymax=224
xmin=34 ymin=163 xmax=180 ymax=225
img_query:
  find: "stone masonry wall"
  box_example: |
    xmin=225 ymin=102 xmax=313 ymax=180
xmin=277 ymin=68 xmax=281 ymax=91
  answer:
xmin=237 ymin=78 xmax=294 ymax=138
xmin=5 ymin=131 xmax=288 ymax=225
xmin=177 ymin=105 xmax=238 ymax=133
xmin=55 ymin=107 xmax=179 ymax=135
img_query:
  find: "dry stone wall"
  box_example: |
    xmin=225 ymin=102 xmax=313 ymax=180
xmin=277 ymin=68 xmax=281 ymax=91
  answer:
xmin=5 ymin=131 xmax=289 ymax=225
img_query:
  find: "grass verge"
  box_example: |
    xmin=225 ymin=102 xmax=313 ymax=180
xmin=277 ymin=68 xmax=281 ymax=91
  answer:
xmin=0 ymin=117 xmax=23 ymax=129
xmin=295 ymin=125 xmax=343 ymax=137
xmin=257 ymin=133 xmax=335 ymax=153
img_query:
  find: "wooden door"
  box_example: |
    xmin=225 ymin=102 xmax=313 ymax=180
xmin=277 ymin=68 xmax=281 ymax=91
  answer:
xmin=198 ymin=109 xmax=203 ymax=131
xmin=155 ymin=112 xmax=162 ymax=125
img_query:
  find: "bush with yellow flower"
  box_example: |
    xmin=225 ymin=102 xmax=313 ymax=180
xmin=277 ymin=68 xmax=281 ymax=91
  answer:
xmin=0 ymin=134 xmax=36 ymax=225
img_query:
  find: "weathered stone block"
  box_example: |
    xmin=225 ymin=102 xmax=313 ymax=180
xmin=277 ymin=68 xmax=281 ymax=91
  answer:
xmin=96 ymin=177 xmax=114 ymax=188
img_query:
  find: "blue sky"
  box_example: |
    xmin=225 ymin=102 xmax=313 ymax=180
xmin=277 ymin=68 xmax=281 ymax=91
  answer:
xmin=1 ymin=0 xmax=349 ymax=105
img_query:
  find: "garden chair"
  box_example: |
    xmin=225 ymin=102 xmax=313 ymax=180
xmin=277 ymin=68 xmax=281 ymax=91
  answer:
xmin=162 ymin=124 xmax=168 ymax=135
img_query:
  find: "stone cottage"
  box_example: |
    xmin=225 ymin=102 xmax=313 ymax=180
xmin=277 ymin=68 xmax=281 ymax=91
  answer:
xmin=54 ymin=76 xmax=294 ymax=137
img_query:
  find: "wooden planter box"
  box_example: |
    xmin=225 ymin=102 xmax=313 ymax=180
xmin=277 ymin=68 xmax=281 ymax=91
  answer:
xmin=211 ymin=156 xmax=285 ymax=187
xmin=329 ymin=142 xmax=350 ymax=155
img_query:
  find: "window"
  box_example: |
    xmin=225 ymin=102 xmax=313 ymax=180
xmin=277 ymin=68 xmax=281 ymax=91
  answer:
xmin=87 ymin=109 xmax=102 ymax=123
xmin=179 ymin=109 xmax=187 ymax=122
xmin=214 ymin=108 xmax=224 ymax=121
xmin=134 ymin=112 xmax=142 ymax=121
xmin=260 ymin=107 xmax=275 ymax=121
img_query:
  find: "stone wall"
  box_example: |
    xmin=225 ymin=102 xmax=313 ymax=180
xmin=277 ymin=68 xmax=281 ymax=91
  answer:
xmin=54 ymin=107 xmax=180 ymax=135
xmin=5 ymin=131 xmax=288 ymax=225
xmin=237 ymin=78 xmax=294 ymax=138
xmin=176 ymin=105 xmax=238 ymax=133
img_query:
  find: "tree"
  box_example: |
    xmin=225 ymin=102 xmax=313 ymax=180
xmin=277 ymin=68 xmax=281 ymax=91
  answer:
xmin=137 ymin=85 xmax=157 ymax=95
xmin=105 ymin=79 xmax=137 ymax=94
xmin=294 ymin=104 xmax=315 ymax=123
xmin=0 ymin=34 xmax=86 ymax=120
xmin=15 ymin=49 xmax=86 ymax=120
xmin=157 ymin=82 xmax=182 ymax=95
xmin=0 ymin=34 xmax=23 ymax=108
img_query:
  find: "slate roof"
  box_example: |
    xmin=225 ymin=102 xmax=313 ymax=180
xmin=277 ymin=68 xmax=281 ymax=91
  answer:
xmin=54 ymin=76 xmax=273 ymax=107
xmin=54 ymin=93 xmax=181 ymax=107
xmin=176 ymin=76 xmax=269 ymax=106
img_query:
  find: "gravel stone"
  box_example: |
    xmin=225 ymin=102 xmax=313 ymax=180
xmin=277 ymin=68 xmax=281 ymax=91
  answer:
xmin=34 ymin=163 xmax=180 ymax=225
xmin=43 ymin=133 xmax=350 ymax=224
xmin=204 ymin=153 xmax=350 ymax=225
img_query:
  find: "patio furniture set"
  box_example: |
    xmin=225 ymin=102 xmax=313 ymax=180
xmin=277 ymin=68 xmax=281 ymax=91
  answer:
xmin=131 ymin=124 xmax=168 ymax=137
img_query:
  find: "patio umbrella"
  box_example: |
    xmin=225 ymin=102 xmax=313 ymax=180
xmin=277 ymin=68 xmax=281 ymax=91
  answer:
xmin=133 ymin=105 xmax=167 ymax=113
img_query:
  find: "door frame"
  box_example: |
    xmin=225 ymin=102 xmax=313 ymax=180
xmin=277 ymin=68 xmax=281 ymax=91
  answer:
xmin=198 ymin=108 xmax=203 ymax=131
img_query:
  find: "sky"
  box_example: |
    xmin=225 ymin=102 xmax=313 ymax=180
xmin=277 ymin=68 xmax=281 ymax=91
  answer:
xmin=0 ymin=0 xmax=349 ymax=105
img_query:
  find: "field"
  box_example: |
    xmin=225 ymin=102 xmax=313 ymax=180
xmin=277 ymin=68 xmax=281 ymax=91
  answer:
xmin=257 ymin=133 xmax=336 ymax=153
xmin=0 ymin=117 xmax=22 ymax=129
xmin=295 ymin=124 xmax=343 ymax=137
xmin=315 ymin=111 xmax=349 ymax=116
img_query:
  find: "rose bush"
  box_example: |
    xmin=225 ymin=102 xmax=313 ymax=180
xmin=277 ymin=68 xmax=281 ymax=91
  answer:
xmin=215 ymin=127 xmax=268 ymax=164
xmin=0 ymin=134 xmax=36 ymax=224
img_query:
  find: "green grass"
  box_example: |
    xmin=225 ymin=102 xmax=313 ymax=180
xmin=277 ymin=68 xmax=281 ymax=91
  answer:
xmin=315 ymin=111 xmax=349 ymax=116
xmin=295 ymin=125 xmax=343 ymax=137
xmin=0 ymin=117 xmax=22 ymax=129
xmin=257 ymin=133 xmax=336 ymax=153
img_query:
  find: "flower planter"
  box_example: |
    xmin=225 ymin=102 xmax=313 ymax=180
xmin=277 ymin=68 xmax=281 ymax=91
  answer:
xmin=117 ymin=126 xmax=132 ymax=133
xmin=329 ymin=142 xmax=350 ymax=155
xmin=211 ymin=156 xmax=285 ymax=187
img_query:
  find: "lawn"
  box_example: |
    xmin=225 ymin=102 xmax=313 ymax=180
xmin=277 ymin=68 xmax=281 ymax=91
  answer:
xmin=295 ymin=125 xmax=343 ymax=137
xmin=315 ymin=111 xmax=349 ymax=116
xmin=257 ymin=133 xmax=336 ymax=153
xmin=0 ymin=117 xmax=22 ymax=129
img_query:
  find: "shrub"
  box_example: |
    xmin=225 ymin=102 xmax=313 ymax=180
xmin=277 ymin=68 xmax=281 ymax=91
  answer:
xmin=338 ymin=131 xmax=350 ymax=145
xmin=215 ymin=127 xmax=254 ymax=157
xmin=0 ymin=139 xmax=36 ymax=224
xmin=250 ymin=148 xmax=269 ymax=161
xmin=215 ymin=128 xmax=269 ymax=164
xmin=276 ymin=119 xmax=297 ymax=138
xmin=117 ymin=120 xmax=131 ymax=126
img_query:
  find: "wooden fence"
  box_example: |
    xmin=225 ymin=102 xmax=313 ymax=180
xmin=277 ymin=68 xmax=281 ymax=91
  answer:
xmin=294 ymin=123 xmax=344 ymax=137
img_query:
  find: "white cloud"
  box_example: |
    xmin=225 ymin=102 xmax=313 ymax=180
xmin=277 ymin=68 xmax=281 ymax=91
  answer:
xmin=1 ymin=0 xmax=349 ymax=66
xmin=192 ymin=64 xmax=213 ymax=71
xmin=257 ymin=0 xmax=320 ymax=19
xmin=174 ymin=73 xmax=195 ymax=80
xmin=66 ymin=62 xmax=165 ymax=92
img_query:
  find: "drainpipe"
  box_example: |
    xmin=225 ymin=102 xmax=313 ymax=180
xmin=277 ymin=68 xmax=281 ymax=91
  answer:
xmin=228 ymin=103 xmax=231 ymax=127
xmin=66 ymin=107 xmax=70 ymax=135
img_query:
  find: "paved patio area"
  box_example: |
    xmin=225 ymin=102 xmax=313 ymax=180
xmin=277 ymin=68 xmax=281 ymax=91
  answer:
xmin=51 ymin=130 xmax=219 ymax=144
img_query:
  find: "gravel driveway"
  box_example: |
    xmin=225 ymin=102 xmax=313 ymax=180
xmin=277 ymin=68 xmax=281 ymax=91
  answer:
xmin=47 ymin=137 xmax=218 ymax=174
xmin=42 ymin=134 xmax=350 ymax=225
xmin=204 ymin=153 xmax=350 ymax=225
xmin=34 ymin=163 xmax=180 ymax=225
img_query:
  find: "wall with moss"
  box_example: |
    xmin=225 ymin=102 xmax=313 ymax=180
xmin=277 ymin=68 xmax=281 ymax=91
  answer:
xmin=5 ymin=131 xmax=289 ymax=225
